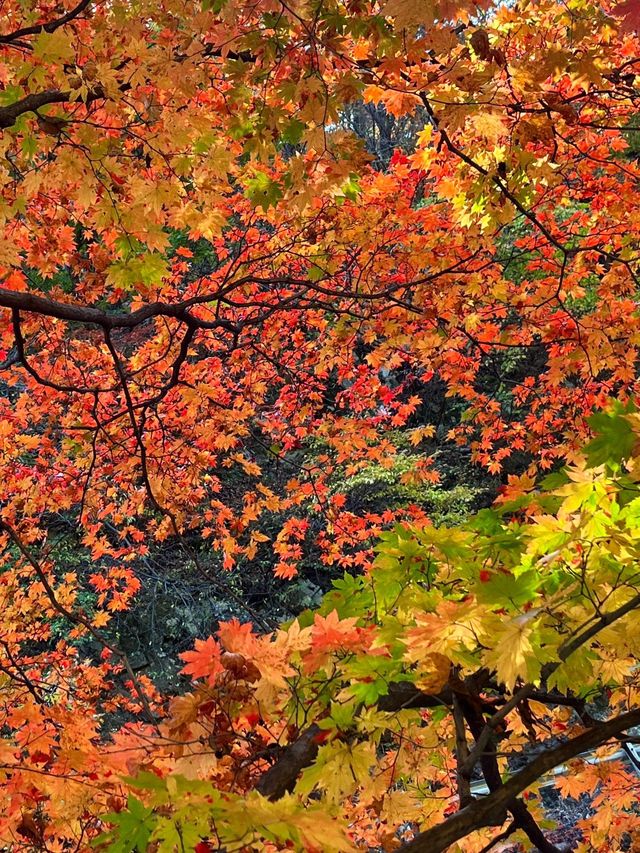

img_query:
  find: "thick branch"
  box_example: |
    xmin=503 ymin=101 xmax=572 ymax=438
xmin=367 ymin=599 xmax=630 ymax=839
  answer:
xmin=549 ymin=592 xmax=640 ymax=669
xmin=0 ymin=90 xmax=75 ymax=129
xmin=463 ymin=592 xmax=640 ymax=777
xmin=452 ymin=693 xmax=472 ymax=807
xmin=460 ymin=696 xmax=560 ymax=853
xmin=399 ymin=708 xmax=640 ymax=853
xmin=254 ymin=592 xmax=640 ymax=807
xmin=0 ymin=0 xmax=92 ymax=44
xmin=252 ymin=684 xmax=455 ymax=800
xmin=0 ymin=286 xmax=234 ymax=329
xmin=0 ymin=80 xmax=131 ymax=131
xmin=377 ymin=681 xmax=452 ymax=711
xmin=255 ymin=725 xmax=320 ymax=800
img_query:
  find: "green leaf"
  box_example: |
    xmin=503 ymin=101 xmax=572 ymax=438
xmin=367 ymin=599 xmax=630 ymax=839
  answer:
xmin=585 ymin=405 xmax=637 ymax=466
xmin=340 ymin=174 xmax=361 ymax=201
xmin=33 ymin=29 xmax=75 ymax=63
xmin=21 ymin=133 xmax=38 ymax=159
xmin=122 ymin=771 xmax=168 ymax=793
xmin=475 ymin=569 xmax=540 ymax=608
xmin=106 ymin=253 xmax=168 ymax=291
xmin=297 ymin=741 xmax=375 ymax=804
xmin=245 ymin=173 xmax=283 ymax=211
xmin=0 ymin=85 xmax=24 ymax=107
xmin=94 ymin=796 xmax=154 ymax=853
xmin=539 ymin=470 xmax=570 ymax=490
xmin=307 ymin=263 xmax=325 ymax=282
xmin=281 ymin=118 xmax=306 ymax=145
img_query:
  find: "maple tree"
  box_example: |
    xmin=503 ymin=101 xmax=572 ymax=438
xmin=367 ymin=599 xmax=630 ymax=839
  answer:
xmin=2 ymin=0 xmax=640 ymax=850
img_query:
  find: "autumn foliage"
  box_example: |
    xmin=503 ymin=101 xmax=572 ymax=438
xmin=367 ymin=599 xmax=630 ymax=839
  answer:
xmin=2 ymin=0 xmax=640 ymax=850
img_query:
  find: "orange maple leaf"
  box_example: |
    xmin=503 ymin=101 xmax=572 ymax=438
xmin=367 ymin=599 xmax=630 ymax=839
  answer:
xmin=179 ymin=636 xmax=224 ymax=685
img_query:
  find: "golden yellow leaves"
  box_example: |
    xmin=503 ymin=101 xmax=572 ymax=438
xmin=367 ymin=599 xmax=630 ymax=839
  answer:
xmin=33 ymin=29 xmax=76 ymax=64
xmin=408 ymin=424 xmax=436 ymax=446
xmin=414 ymin=652 xmax=451 ymax=693
xmin=404 ymin=606 xmax=477 ymax=687
xmin=297 ymin=740 xmax=376 ymax=805
xmin=471 ymin=112 xmax=509 ymax=145
xmin=405 ymin=600 xmax=552 ymax=691
xmin=382 ymin=0 xmax=438 ymax=28
xmin=237 ymin=794 xmax=353 ymax=853
xmin=482 ymin=614 xmax=540 ymax=690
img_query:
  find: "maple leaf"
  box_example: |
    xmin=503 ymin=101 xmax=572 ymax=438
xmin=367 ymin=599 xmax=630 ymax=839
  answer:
xmin=614 ymin=0 xmax=640 ymax=31
xmin=472 ymin=112 xmax=508 ymax=144
xmin=555 ymin=762 xmax=589 ymax=799
xmin=217 ymin=619 xmax=258 ymax=657
xmin=302 ymin=610 xmax=366 ymax=670
xmin=297 ymin=741 xmax=376 ymax=804
xmin=482 ymin=615 xmax=538 ymax=690
xmin=383 ymin=0 xmax=437 ymax=27
xmin=167 ymin=691 xmax=204 ymax=732
xmin=363 ymin=85 xmax=386 ymax=105
xmin=290 ymin=812 xmax=354 ymax=852
xmin=408 ymin=425 xmax=435 ymax=446
xmin=179 ymin=636 xmax=224 ymax=685
xmin=3 ymin=270 xmax=27 ymax=291
xmin=414 ymin=652 xmax=451 ymax=693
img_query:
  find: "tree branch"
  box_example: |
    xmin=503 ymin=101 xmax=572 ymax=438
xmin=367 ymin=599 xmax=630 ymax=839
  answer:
xmin=399 ymin=708 xmax=640 ymax=853
xmin=11 ymin=307 xmax=114 ymax=393
xmin=463 ymin=592 xmax=640 ymax=778
xmin=0 ymin=0 xmax=93 ymax=44
xmin=0 ymin=89 xmax=76 ymax=129
xmin=251 ymin=593 xmax=640 ymax=810
xmin=254 ymin=725 xmax=321 ymax=800
xmin=477 ymin=822 xmax=517 ymax=853
xmin=460 ymin=695 xmax=561 ymax=853
xmin=452 ymin=693 xmax=472 ymax=807
xmin=0 ymin=286 xmax=227 ymax=333
xmin=0 ymin=79 xmax=132 ymax=131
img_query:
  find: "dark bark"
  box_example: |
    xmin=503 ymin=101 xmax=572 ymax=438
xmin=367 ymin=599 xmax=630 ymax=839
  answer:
xmin=377 ymin=681 xmax=452 ymax=711
xmin=0 ymin=0 xmax=92 ymax=44
xmin=460 ymin=696 xmax=561 ymax=853
xmin=255 ymin=724 xmax=321 ymax=800
xmin=0 ymin=90 xmax=75 ymax=129
xmin=399 ymin=707 xmax=640 ymax=853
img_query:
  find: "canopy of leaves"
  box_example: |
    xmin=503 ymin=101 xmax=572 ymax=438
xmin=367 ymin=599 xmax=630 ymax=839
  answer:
xmin=1 ymin=0 xmax=640 ymax=851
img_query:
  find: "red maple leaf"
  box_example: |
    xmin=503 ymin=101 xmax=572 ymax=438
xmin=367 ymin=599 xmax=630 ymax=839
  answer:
xmin=615 ymin=0 xmax=640 ymax=31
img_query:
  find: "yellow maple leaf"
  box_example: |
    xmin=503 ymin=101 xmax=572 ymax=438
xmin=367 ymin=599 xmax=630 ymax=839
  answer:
xmin=408 ymin=425 xmax=436 ymax=446
xmin=415 ymin=652 xmax=451 ymax=693
xmin=363 ymin=84 xmax=386 ymax=105
xmin=92 ymin=611 xmax=111 ymax=628
xmin=482 ymin=615 xmax=538 ymax=690
xmin=297 ymin=741 xmax=376 ymax=804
